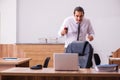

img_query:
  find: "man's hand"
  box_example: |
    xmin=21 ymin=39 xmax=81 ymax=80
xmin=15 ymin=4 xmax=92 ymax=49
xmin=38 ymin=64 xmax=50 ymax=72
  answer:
xmin=88 ymin=35 xmax=94 ymax=41
xmin=61 ymin=27 xmax=68 ymax=36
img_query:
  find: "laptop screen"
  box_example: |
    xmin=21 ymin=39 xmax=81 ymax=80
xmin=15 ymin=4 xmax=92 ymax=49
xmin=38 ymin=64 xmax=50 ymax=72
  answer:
xmin=53 ymin=53 xmax=79 ymax=71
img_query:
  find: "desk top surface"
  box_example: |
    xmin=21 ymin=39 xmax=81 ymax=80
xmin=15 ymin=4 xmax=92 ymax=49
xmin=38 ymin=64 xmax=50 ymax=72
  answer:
xmin=109 ymin=57 xmax=120 ymax=60
xmin=1 ymin=67 xmax=120 ymax=77
xmin=0 ymin=58 xmax=31 ymax=65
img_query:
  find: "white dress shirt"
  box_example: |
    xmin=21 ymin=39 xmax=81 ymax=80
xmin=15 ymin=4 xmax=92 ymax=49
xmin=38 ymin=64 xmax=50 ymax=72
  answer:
xmin=58 ymin=16 xmax=95 ymax=48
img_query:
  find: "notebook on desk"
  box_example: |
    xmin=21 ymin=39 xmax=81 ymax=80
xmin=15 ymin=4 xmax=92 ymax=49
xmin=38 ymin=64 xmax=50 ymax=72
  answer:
xmin=53 ymin=53 xmax=79 ymax=71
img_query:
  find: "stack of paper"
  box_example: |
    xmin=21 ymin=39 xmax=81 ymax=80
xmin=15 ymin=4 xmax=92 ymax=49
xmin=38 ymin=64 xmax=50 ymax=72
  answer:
xmin=95 ymin=64 xmax=118 ymax=72
xmin=3 ymin=57 xmax=18 ymax=60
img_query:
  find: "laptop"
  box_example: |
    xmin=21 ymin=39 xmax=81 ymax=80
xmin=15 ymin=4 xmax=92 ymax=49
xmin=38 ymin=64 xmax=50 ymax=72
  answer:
xmin=53 ymin=53 xmax=79 ymax=71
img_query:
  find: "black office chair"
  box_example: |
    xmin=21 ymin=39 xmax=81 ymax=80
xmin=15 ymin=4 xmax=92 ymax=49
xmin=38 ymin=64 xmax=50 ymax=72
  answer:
xmin=30 ymin=57 xmax=50 ymax=69
xmin=43 ymin=57 xmax=51 ymax=68
xmin=94 ymin=53 xmax=101 ymax=65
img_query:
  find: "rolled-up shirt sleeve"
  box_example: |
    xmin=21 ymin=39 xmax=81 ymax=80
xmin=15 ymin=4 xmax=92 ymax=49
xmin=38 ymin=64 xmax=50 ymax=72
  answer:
xmin=87 ymin=19 xmax=95 ymax=36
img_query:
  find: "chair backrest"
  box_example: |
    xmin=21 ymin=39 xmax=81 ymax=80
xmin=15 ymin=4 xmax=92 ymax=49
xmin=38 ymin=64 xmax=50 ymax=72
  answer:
xmin=43 ymin=57 xmax=50 ymax=68
xmin=112 ymin=48 xmax=120 ymax=57
xmin=65 ymin=41 xmax=93 ymax=68
xmin=94 ymin=53 xmax=101 ymax=65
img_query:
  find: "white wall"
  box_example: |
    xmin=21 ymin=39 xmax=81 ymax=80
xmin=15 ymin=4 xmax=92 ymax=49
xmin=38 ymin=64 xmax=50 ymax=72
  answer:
xmin=0 ymin=0 xmax=17 ymax=44
xmin=17 ymin=0 xmax=77 ymax=43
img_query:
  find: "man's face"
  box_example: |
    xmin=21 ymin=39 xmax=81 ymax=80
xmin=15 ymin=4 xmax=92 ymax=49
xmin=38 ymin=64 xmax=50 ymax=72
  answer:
xmin=74 ymin=11 xmax=84 ymax=23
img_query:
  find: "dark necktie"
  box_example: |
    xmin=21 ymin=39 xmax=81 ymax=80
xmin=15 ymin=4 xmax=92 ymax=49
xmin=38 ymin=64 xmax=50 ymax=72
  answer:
xmin=77 ymin=23 xmax=80 ymax=41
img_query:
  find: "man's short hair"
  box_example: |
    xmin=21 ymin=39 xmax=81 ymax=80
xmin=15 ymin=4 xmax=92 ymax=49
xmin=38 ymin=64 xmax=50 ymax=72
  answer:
xmin=74 ymin=6 xmax=84 ymax=15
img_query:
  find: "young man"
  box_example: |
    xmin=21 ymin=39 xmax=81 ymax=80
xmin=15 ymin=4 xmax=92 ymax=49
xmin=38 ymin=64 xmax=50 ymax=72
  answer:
xmin=58 ymin=6 xmax=95 ymax=48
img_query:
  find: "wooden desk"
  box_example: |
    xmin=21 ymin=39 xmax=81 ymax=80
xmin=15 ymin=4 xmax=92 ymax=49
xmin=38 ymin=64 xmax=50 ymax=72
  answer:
xmin=109 ymin=57 xmax=120 ymax=68
xmin=16 ymin=44 xmax=64 ymax=67
xmin=0 ymin=67 xmax=120 ymax=80
xmin=0 ymin=58 xmax=31 ymax=71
